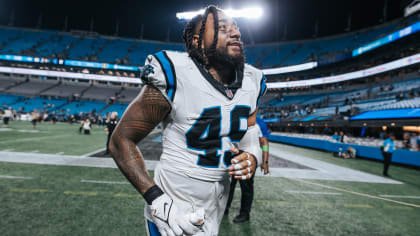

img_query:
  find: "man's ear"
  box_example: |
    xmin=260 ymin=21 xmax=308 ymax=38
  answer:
xmin=192 ymin=34 xmax=199 ymax=48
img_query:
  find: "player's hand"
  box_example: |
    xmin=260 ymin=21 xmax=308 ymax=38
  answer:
xmin=150 ymin=193 xmax=205 ymax=236
xmin=228 ymin=148 xmax=256 ymax=180
xmin=261 ymin=161 xmax=270 ymax=175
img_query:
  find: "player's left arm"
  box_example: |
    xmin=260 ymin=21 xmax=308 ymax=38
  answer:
xmin=260 ymin=136 xmax=270 ymax=174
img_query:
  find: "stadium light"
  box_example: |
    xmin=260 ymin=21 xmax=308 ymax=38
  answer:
xmin=176 ymin=7 xmax=263 ymax=20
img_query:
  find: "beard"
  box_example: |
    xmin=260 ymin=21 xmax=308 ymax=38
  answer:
xmin=205 ymin=44 xmax=245 ymax=71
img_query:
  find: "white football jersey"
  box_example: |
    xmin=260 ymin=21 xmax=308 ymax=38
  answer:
xmin=143 ymin=51 xmax=266 ymax=181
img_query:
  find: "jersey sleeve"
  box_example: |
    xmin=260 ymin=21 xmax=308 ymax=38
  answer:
xmin=249 ymin=69 xmax=267 ymax=114
xmin=256 ymin=117 xmax=270 ymax=138
xmin=256 ymin=73 xmax=267 ymax=107
xmin=141 ymin=51 xmax=177 ymax=103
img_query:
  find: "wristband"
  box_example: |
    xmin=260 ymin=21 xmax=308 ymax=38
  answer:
xmin=261 ymin=145 xmax=269 ymax=152
xmin=144 ymin=185 xmax=164 ymax=205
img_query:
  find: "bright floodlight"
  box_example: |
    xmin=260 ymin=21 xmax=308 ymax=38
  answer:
xmin=176 ymin=7 xmax=263 ymax=20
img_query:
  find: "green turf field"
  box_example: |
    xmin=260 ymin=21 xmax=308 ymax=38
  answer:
xmin=0 ymin=120 xmax=107 ymax=155
xmin=1 ymin=121 xmax=420 ymax=235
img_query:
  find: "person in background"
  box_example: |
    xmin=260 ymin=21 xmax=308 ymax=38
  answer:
xmin=105 ymin=112 xmax=119 ymax=155
xmin=402 ymin=133 xmax=411 ymax=149
xmin=331 ymin=131 xmax=340 ymax=142
xmin=31 ymin=109 xmax=39 ymax=129
xmin=338 ymin=131 xmax=344 ymax=143
xmin=410 ymin=132 xmax=419 ymax=151
xmin=341 ymin=146 xmax=357 ymax=159
xmin=82 ymin=118 xmax=91 ymax=135
xmin=381 ymin=133 xmax=395 ymax=177
xmin=79 ymin=120 xmax=84 ymax=134
xmin=2 ymin=107 xmax=13 ymax=127
xmin=224 ymin=117 xmax=270 ymax=223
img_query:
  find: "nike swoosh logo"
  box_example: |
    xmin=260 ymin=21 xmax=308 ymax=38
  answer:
xmin=163 ymin=202 xmax=169 ymax=217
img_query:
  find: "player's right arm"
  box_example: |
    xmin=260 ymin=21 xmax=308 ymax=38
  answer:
xmin=109 ymin=52 xmax=204 ymax=236
xmin=109 ymin=85 xmax=170 ymax=195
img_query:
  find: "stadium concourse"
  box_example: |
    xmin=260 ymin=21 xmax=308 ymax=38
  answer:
xmin=1 ymin=1 xmax=420 ymax=235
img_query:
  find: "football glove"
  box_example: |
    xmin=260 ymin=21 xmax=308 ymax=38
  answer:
xmin=150 ymin=193 xmax=205 ymax=236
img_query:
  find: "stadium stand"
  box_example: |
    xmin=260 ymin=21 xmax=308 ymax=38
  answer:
xmin=1 ymin=30 xmax=54 ymax=55
xmin=41 ymin=80 xmax=91 ymax=97
xmin=127 ymin=41 xmax=161 ymax=65
xmin=67 ymin=37 xmax=107 ymax=60
xmin=0 ymin=14 xmax=414 ymax=69
xmin=9 ymin=96 xmax=67 ymax=112
xmin=0 ymin=75 xmax=27 ymax=92
xmin=81 ymin=83 xmax=121 ymax=101
xmin=260 ymin=75 xmax=420 ymax=121
xmin=97 ymin=39 xmax=134 ymax=64
xmin=57 ymin=100 xmax=107 ymax=115
xmin=0 ymin=94 xmax=24 ymax=106
xmin=6 ymin=78 xmax=59 ymax=96
xmin=100 ymin=103 xmax=128 ymax=117
xmin=118 ymin=86 xmax=141 ymax=103
xmin=35 ymin=34 xmax=80 ymax=57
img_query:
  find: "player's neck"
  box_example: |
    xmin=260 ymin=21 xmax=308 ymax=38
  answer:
xmin=207 ymin=67 xmax=235 ymax=85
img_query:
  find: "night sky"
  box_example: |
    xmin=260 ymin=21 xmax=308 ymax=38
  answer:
xmin=0 ymin=0 xmax=412 ymax=44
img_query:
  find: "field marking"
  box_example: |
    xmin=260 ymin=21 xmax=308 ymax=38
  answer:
xmin=0 ymin=128 xmax=13 ymax=131
xmin=55 ymin=152 xmax=64 ymax=155
xmin=63 ymin=191 xmax=98 ymax=196
xmin=303 ymin=202 xmax=331 ymax=207
xmin=2 ymin=148 xmax=14 ymax=151
xmin=0 ymin=151 xmax=158 ymax=170
xmin=81 ymin=147 xmax=106 ymax=157
xmin=17 ymin=129 xmax=41 ymax=133
xmin=269 ymin=143 xmax=402 ymax=184
xmin=254 ymin=199 xmax=289 ymax=205
xmin=286 ymin=190 xmax=342 ymax=195
xmin=113 ymin=193 xmax=139 ymax=198
xmin=10 ymin=188 xmax=48 ymax=193
xmin=0 ymin=134 xmax=72 ymax=144
xmin=344 ymin=204 xmax=373 ymax=208
xmin=379 ymin=195 xmax=420 ymax=199
xmin=0 ymin=175 xmax=33 ymax=179
xmin=291 ymin=178 xmax=420 ymax=208
xmin=384 ymin=205 xmax=413 ymax=210
xmin=31 ymin=150 xmax=39 ymax=153
xmin=81 ymin=179 xmax=129 ymax=185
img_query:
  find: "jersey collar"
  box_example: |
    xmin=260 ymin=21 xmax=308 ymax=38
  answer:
xmin=192 ymin=58 xmax=244 ymax=100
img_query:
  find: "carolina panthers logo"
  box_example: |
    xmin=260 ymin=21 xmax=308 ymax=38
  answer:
xmin=139 ymin=58 xmax=155 ymax=84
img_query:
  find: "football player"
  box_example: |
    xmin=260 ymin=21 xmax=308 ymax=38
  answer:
xmin=109 ymin=5 xmax=266 ymax=236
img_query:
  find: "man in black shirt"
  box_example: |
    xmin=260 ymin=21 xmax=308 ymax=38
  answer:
xmin=105 ymin=112 xmax=119 ymax=155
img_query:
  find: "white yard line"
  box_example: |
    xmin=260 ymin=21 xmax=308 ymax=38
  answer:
xmin=55 ymin=152 xmax=64 ymax=155
xmin=268 ymin=142 xmax=402 ymax=184
xmin=0 ymin=151 xmax=159 ymax=170
xmin=379 ymin=195 xmax=420 ymax=199
xmin=0 ymin=175 xmax=33 ymax=179
xmin=81 ymin=147 xmax=106 ymax=157
xmin=292 ymin=178 xmax=420 ymax=208
xmin=0 ymin=134 xmax=71 ymax=144
xmin=286 ymin=190 xmax=342 ymax=195
xmin=81 ymin=179 xmax=129 ymax=185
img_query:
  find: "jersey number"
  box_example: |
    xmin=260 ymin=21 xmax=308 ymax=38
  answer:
xmin=185 ymin=106 xmax=250 ymax=168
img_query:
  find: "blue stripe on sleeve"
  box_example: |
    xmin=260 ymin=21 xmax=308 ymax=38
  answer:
xmin=257 ymin=74 xmax=267 ymax=106
xmin=154 ymin=51 xmax=176 ymax=101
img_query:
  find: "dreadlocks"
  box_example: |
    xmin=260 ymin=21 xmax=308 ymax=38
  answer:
xmin=182 ymin=5 xmax=219 ymax=67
